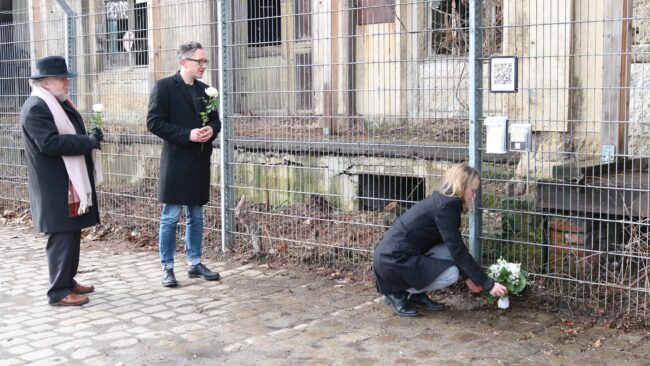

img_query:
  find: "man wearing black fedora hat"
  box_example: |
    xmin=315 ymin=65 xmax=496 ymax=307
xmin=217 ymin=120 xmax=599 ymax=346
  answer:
xmin=21 ymin=55 xmax=104 ymax=306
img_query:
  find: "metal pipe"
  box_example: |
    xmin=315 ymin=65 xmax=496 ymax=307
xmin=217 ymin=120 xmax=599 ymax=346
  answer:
xmin=218 ymin=0 xmax=234 ymax=252
xmin=468 ymin=0 xmax=483 ymax=261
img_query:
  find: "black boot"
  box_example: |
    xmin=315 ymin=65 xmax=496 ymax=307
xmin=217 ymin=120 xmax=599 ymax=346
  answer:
xmin=161 ymin=268 xmax=178 ymax=287
xmin=408 ymin=292 xmax=445 ymax=311
xmin=383 ymin=292 xmax=418 ymax=317
xmin=188 ymin=263 xmax=221 ymax=281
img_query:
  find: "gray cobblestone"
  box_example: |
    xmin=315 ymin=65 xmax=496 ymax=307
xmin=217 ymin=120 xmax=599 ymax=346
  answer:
xmin=28 ymin=356 xmax=69 ymax=366
xmin=59 ymin=316 xmax=90 ymax=326
xmin=70 ymin=347 xmax=101 ymax=359
xmin=93 ymin=332 xmax=129 ymax=341
xmin=0 ymin=337 xmax=27 ymax=348
xmin=31 ymin=336 xmax=74 ymax=348
xmin=55 ymin=338 xmax=92 ymax=351
xmin=140 ymin=304 xmax=167 ymax=314
xmin=26 ymin=324 xmax=54 ymax=333
xmin=22 ymin=316 xmax=56 ymax=327
xmin=27 ymin=331 xmax=59 ymax=341
xmin=0 ymin=329 xmax=29 ymax=339
xmin=7 ymin=344 xmax=33 ymax=355
xmin=20 ymin=347 xmax=56 ymax=362
xmin=55 ymin=323 xmax=92 ymax=334
xmin=0 ymin=358 xmax=23 ymax=366
xmin=115 ymin=311 xmax=145 ymax=320
xmin=130 ymin=316 xmax=153 ymax=325
xmin=151 ymin=310 xmax=176 ymax=319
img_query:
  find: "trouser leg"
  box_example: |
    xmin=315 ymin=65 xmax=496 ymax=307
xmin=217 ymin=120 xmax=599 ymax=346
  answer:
xmin=46 ymin=230 xmax=80 ymax=303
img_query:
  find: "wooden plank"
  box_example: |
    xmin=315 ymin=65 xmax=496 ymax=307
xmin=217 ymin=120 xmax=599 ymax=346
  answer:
xmin=618 ymin=0 xmax=633 ymax=155
xmin=536 ymin=181 xmax=650 ymax=218
xmin=356 ymin=0 xmax=395 ymax=25
xmin=602 ymin=0 xmax=632 ymax=156
xmin=151 ymin=0 xmax=162 ymax=81
xmin=280 ymin=0 xmax=296 ymax=114
xmin=30 ymin=0 xmax=43 ymax=60
xmin=503 ymin=0 xmax=571 ymax=132
xmin=324 ymin=0 xmax=340 ymax=134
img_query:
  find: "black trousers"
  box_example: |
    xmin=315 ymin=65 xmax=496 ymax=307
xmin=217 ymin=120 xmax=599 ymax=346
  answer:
xmin=46 ymin=230 xmax=81 ymax=303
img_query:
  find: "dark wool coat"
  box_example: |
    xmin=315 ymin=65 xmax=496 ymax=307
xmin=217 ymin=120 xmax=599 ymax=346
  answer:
xmin=146 ymin=72 xmax=221 ymax=205
xmin=373 ymin=192 xmax=494 ymax=294
xmin=21 ymin=96 xmax=100 ymax=233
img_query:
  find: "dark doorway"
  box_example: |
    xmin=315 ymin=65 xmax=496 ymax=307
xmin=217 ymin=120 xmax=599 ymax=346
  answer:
xmin=358 ymin=174 xmax=426 ymax=211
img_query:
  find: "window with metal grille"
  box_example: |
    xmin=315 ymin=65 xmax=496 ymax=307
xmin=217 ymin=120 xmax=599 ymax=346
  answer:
xmin=102 ymin=0 xmax=149 ymax=68
xmin=428 ymin=0 xmax=502 ymax=57
xmin=247 ymin=0 xmax=282 ymax=47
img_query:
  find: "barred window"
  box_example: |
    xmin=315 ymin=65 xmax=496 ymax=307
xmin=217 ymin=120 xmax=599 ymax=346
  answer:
xmin=429 ymin=0 xmax=502 ymax=57
xmin=102 ymin=0 xmax=149 ymax=68
xmin=247 ymin=0 xmax=282 ymax=47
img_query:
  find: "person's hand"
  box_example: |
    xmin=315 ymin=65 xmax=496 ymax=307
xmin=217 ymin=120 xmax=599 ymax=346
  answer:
xmin=89 ymin=135 xmax=101 ymax=150
xmin=465 ymin=278 xmax=483 ymax=294
xmin=190 ymin=128 xmax=203 ymax=142
xmin=89 ymin=126 xmax=104 ymax=142
xmin=489 ymin=282 xmax=508 ymax=297
xmin=198 ymin=126 xmax=213 ymax=142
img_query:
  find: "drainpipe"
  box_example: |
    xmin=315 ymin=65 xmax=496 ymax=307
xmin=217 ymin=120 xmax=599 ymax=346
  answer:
xmin=54 ymin=0 xmax=77 ymax=100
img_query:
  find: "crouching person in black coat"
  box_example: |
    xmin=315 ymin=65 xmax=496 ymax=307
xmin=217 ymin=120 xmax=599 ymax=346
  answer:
xmin=373 ymin=162 xmax=508 ymax=316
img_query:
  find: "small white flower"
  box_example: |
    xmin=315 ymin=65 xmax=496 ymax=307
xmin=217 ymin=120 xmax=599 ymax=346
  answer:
xmin=92 ymin=103 xmax=104 ymax=113
xmin=205 ymin=87 xmax=219 ymax=98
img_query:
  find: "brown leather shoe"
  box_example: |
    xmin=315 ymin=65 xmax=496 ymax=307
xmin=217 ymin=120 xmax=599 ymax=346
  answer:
xmin=71 ymin=283 xmax=95 ymax=294
xmin=50 ymin=293 xmax=89 ymax=306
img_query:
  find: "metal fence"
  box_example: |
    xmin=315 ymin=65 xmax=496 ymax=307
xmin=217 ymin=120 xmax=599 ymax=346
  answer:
xmin=0 ymin=0 xmax=648 ymax=322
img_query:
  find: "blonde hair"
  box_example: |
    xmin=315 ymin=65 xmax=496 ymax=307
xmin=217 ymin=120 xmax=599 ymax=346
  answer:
xmin=440 ymin=162 xmax=480 ymax=201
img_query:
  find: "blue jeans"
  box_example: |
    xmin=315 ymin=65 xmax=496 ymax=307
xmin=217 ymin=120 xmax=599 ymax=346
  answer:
xmin=159 ymin=204 xmax=203 ymax=269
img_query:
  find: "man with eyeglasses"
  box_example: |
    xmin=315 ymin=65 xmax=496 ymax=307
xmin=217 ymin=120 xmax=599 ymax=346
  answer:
xmin=147 ymin=41 xmax=221 ymax=287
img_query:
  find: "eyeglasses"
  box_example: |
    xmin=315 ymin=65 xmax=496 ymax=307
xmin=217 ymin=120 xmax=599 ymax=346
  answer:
xmin=185 ymin=58 xmax=209 ymax=66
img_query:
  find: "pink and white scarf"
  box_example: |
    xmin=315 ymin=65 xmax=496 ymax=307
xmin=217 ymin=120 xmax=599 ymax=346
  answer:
xmin=31 ymin=86 xmax=103 ymax=216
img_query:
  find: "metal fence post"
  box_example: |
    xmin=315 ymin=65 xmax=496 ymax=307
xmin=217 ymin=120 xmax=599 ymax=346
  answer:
xmin=54 ymin=0 xmax=76 ymax=100
xmin=468 ymin=0 xmax=483 ymax=261
xmin=218 ymin=0 xmax=235 ymax=252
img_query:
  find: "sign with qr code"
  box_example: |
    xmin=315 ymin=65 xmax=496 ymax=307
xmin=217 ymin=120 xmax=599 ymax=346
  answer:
xmin=489 ymin=56 xmax=518 ymax=93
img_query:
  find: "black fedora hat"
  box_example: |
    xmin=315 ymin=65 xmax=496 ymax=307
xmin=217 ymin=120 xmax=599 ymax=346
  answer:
xmin=30 ymin=56 xmax=77 ymax=79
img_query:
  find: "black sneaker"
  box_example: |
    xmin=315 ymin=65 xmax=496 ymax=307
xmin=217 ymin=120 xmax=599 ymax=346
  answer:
xmin=188 ymin=263 xmax=221 ymax=281
xmin=161 ymin=268 xmax=178 ymax=287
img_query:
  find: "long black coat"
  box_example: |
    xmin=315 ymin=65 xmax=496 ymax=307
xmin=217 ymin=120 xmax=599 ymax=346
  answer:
xmin=373 ymin=192 xmax=494 ymax=294
xmin=21 ymin=96 xmax=100 ymax=233
xmin=146 ymin=72 xmax=221 ymax=205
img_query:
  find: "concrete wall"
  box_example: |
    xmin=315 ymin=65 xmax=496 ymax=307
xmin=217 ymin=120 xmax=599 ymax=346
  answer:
xmin=101 ymin=142 xmax=452 ymax=212
xmin=628 ymin=63 xmax=650 ymax=156
xmin=634 ymin=0 xmax=650 ymax=56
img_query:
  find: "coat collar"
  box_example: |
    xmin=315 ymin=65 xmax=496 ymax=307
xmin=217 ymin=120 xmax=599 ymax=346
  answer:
xmin=172 ymin=71 xmax=199 ymax=116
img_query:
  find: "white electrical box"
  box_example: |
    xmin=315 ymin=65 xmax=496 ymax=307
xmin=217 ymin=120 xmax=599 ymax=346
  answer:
xmin=508 ymin=123 xmax=532 ymax=152
xmin=484 ymin=116 xmax=508 ymax=154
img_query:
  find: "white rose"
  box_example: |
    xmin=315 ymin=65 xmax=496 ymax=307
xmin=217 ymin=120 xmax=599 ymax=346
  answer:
xmin=205 ymin=87 xmax=219 ymax=98
xmin=92 ymin=103 xmax=104 ymax=113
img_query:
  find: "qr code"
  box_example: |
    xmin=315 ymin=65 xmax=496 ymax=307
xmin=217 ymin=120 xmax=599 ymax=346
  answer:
xmin=493 ymin=63 xmax=513 ymax=85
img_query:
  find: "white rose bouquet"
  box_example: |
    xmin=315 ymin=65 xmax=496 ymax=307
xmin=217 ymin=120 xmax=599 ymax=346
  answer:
xmin=200 ymin=86 xmax=219 ymax=126
xmin=487 ymin=257 xmax=527 ymax=309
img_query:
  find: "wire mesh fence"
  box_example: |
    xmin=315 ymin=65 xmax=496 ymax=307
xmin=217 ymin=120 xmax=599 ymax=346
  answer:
xmin=0 ymin=0 xmax=649 ymax=322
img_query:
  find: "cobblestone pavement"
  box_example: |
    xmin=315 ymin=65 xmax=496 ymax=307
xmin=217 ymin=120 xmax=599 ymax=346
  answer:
xmin=1 ymin=224 xmax=649 ymax=365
